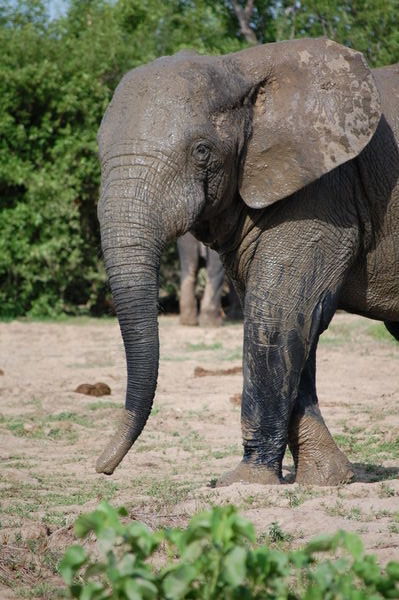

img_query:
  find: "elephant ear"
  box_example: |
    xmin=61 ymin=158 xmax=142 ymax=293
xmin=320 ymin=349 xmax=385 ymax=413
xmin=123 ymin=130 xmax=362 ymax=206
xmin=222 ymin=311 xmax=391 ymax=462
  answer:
xmin=230 ymin=38 xmax=381 ymax=208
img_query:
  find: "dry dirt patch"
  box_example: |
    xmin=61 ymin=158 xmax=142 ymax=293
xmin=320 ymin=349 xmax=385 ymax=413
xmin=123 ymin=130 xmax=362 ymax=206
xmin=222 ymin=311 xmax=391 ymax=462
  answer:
xmin=0 ymin=313 xmax=398 ymax=598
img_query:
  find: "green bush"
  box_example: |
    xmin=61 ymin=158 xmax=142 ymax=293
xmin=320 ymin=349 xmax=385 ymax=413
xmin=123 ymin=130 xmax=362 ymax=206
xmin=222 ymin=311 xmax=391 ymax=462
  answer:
xmin=0 ymin=0 xmax=244 ymax=319
xmin=2 ymin=0 xmax=399 ymax=317
xmin=59 ymin=502 xmax=399 ymax=599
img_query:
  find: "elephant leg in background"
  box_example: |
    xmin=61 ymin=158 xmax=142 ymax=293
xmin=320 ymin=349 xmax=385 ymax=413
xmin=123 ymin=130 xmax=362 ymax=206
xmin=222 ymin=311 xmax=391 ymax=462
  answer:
xmin=199 ymin=246 xmax=224 ymax=327
xmin=384 ymin=321 xmax=399 ymax=341
xmin=177 ymin=233 xmax=199 ymax=326
xmin=288 ymin=346 xmax=354 ymax=485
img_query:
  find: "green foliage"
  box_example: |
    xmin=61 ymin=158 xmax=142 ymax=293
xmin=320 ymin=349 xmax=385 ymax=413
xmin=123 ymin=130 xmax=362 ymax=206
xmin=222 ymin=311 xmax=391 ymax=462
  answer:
xmin=273 ymin=0 xmax=399 ymax=67
xmin=367 ymin=322 xmax=398 ymax=343
xmin=60 ymin=502 xmax=399 ymax=599
xmin=0 ymin=0 xmax=243 ymax=318
xmin=1 ymin=0 xmax=399 ymax=317
xmin=0 ymin=0 xmax=117 ymax=316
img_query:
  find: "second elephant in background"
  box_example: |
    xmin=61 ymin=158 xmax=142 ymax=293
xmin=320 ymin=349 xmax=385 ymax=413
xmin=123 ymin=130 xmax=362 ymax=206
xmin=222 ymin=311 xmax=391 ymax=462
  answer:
xmin=177 ymin=232 xmax=241 ymax=326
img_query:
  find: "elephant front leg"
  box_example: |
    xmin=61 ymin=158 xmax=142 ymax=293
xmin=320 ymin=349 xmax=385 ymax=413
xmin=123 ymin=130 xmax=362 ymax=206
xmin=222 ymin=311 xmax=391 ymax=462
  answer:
xmin=218 ymin=394 xmax=287 ymax=485
xmin=288 ymin=347 xmax=354 ymax=485
xmin=217 ymin=322 xmax=298 ymax=486
xmin=217 ymin=289 xmax=354 ymax=487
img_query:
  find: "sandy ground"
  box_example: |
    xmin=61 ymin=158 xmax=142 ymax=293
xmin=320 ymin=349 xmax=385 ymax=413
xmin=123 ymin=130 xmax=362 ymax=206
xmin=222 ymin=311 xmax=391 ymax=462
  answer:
xmin=0 ymin=312 xmax=398 ymax=597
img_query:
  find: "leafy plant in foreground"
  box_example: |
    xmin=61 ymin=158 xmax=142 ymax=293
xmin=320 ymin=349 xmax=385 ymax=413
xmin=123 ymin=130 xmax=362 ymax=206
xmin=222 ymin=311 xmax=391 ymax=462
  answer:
xmin=59 ymin=502 xmax=399 ymax=599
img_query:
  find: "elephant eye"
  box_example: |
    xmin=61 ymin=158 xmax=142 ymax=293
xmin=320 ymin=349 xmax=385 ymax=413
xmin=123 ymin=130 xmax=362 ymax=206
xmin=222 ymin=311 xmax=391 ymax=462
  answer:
xmin=192 ymin=142 xmax=210 ymax=163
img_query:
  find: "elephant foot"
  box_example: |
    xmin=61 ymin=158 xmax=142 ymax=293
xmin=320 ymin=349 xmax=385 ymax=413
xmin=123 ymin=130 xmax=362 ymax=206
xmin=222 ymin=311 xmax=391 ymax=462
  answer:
xmin=289 ymin=412 xmax=354 ymax=486
xmin=199 ymin=311 xmax=223 ymax=327
xmin=295 ymin=454 xmax=354 ymax=486
xmin=216 ymin=461 xmax=281 ymax=486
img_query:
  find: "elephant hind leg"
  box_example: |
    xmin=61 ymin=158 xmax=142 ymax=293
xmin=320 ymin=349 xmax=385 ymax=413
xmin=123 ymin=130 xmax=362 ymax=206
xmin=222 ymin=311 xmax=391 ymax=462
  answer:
xmin=178 ymin=234 xmax=199 ymax=326
xmin=384 ymin=321 xmax=399 ymax=341
xmin=199 ymin=247 xmax=224 ymax=327
xmin=288 ymin=347 xmax=353 ymax=486
xmin=289 ymin=408 xmax=354 ymax=486
xmin=180 ymin=273 xmax=199 ymax=326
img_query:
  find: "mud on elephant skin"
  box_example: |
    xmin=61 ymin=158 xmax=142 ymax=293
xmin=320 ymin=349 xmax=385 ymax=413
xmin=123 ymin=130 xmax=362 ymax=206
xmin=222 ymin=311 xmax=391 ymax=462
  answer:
xmin=95 ymin=38 xmax=399 ymax=485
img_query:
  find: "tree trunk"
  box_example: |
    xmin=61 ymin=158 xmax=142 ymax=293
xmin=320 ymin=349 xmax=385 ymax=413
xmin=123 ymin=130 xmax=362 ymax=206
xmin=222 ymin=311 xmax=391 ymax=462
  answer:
xmin=231 ymin=0 xmax=258 ymax=45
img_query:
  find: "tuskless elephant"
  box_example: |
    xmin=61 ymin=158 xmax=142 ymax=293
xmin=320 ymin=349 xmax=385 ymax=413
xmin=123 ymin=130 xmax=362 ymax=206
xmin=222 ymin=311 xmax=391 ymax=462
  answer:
xmin=177 ymin=232 xmax=242 ymax=326
xmin=95 ymin=38 xmax=399 ymax=486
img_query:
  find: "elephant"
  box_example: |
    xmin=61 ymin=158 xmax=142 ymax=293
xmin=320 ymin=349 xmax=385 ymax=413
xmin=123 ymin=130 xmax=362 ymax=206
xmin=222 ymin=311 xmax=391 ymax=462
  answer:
xmin=95 ymin=37 xmax=399 ymax=486
xmin=177 ymin=232 xmax=242 ymax=326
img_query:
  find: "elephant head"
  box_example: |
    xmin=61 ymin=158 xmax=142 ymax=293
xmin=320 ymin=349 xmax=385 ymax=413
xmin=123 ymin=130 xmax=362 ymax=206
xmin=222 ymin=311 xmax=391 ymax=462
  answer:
xmin=96 ymin=37 xmax=380 ymax=474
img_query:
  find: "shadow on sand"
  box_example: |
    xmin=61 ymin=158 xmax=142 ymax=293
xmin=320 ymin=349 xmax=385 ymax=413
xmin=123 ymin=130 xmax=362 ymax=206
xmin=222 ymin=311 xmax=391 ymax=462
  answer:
xmin=282 ymin=462 xmax=399 ymax=485
xmin=351 ymin=462 xmax=399 ymax=483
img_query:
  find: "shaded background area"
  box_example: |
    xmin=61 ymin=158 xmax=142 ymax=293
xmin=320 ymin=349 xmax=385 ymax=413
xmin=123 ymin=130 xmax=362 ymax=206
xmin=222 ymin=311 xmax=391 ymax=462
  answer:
xmin=1 ymin=0 xmax=399 ymax=318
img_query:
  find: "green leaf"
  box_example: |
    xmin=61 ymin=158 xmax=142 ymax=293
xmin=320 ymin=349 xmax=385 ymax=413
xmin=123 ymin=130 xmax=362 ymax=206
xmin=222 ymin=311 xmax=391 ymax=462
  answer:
xmin=305 ymin=533 xmax=337 ymax=554
xmin=232 ymin=514 xmax=256 ymax=543
xmin=386 ymin=561 xmax=399 ymax=580
xmin=162 ymin=564 xmax=197 ymax=599
xmin=290 ymin=549 xmax=313 ymax=569
xmin=75 ymin=502 xmax=124 ymax=539
xmin=135 ymin=578 xmax=159 ymax=600
xmin=80 ymin=581 xmax=107 ymax=600
xmin=100 ymin=529 xmax=121 ymax=555
xmin=340 ymin=531 xmax=364 ymax=559
xmin=117 ymin=553 xmax=137 ymax=577
xmin=123 ymin=579 xmax=143 ymax=600
xmin=223 ymin=546 xmax=247 ymax=587
xmin=60 ymin=502 xmax=399 ymax=600
xmin=181 ymin=540 xmax=204 ymax=562
xmin=69 ymin=584 xmax=83 ymax=599
xmin=59 ymin=544 xmax=87 ymax=585
xmin=125 ymin=521 xmax=161 ymax=558
xmin=354 ymin=555 xmax=382 ymax=585
xmin=123 ymin=578 xmax=159 ymax=600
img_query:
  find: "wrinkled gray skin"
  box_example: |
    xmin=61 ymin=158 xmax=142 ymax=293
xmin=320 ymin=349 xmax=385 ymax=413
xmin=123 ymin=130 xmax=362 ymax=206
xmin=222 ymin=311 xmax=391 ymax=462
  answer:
xmin=177 ymin=232 xmax=242 ymax=326
xmin=96 ymin=38 xmax=399 ymax=485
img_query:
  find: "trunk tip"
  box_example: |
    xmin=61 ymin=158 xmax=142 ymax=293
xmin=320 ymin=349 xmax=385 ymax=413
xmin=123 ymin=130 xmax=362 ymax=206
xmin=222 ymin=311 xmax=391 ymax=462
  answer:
xmin=95 ymin=410 xmax=139 ymax=474
xmin=95 ymin=458 xmax=116 ymax=475
xmin=95 ymin=443 xmax=127 ymax=475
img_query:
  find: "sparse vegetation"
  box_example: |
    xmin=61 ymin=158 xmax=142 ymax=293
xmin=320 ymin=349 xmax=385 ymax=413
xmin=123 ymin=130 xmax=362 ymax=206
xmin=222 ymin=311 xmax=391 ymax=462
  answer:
xmin=283 ymin=488 xmax=318 ymax=508
xmin=60 ymin=503 xmax=399 ymax=599
xmin=88 ymin=400 xmax=120 ymax=411
xmin=0 ymin=410 xmax=95 ymax=442
xmin=212 ymin=445 xmax=241 ymax=459
xmin=379 ymin=483 xmax=397 ymax=498
xmin=320 ymin=319 xmax=399 ymax=348
xmin=264 ymin=521 xmax=294 ymax=546
xmin=367 ymin=323 xmax=398 ymax=344
xmin=186 ymin=342 xmax=223 ymax=351
xmin=334 ymin=426 xmax=399 ymax=464
xmin=1 ymin=314 xmax=399 ymax=598
xmin=145 ymin=479 xmax=194 ymax=511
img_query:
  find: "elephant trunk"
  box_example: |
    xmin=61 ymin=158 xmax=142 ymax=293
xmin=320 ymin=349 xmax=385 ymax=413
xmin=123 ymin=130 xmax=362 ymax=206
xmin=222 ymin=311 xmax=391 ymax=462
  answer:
xmin=95 ymin=188 xmax=164 ymax=475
